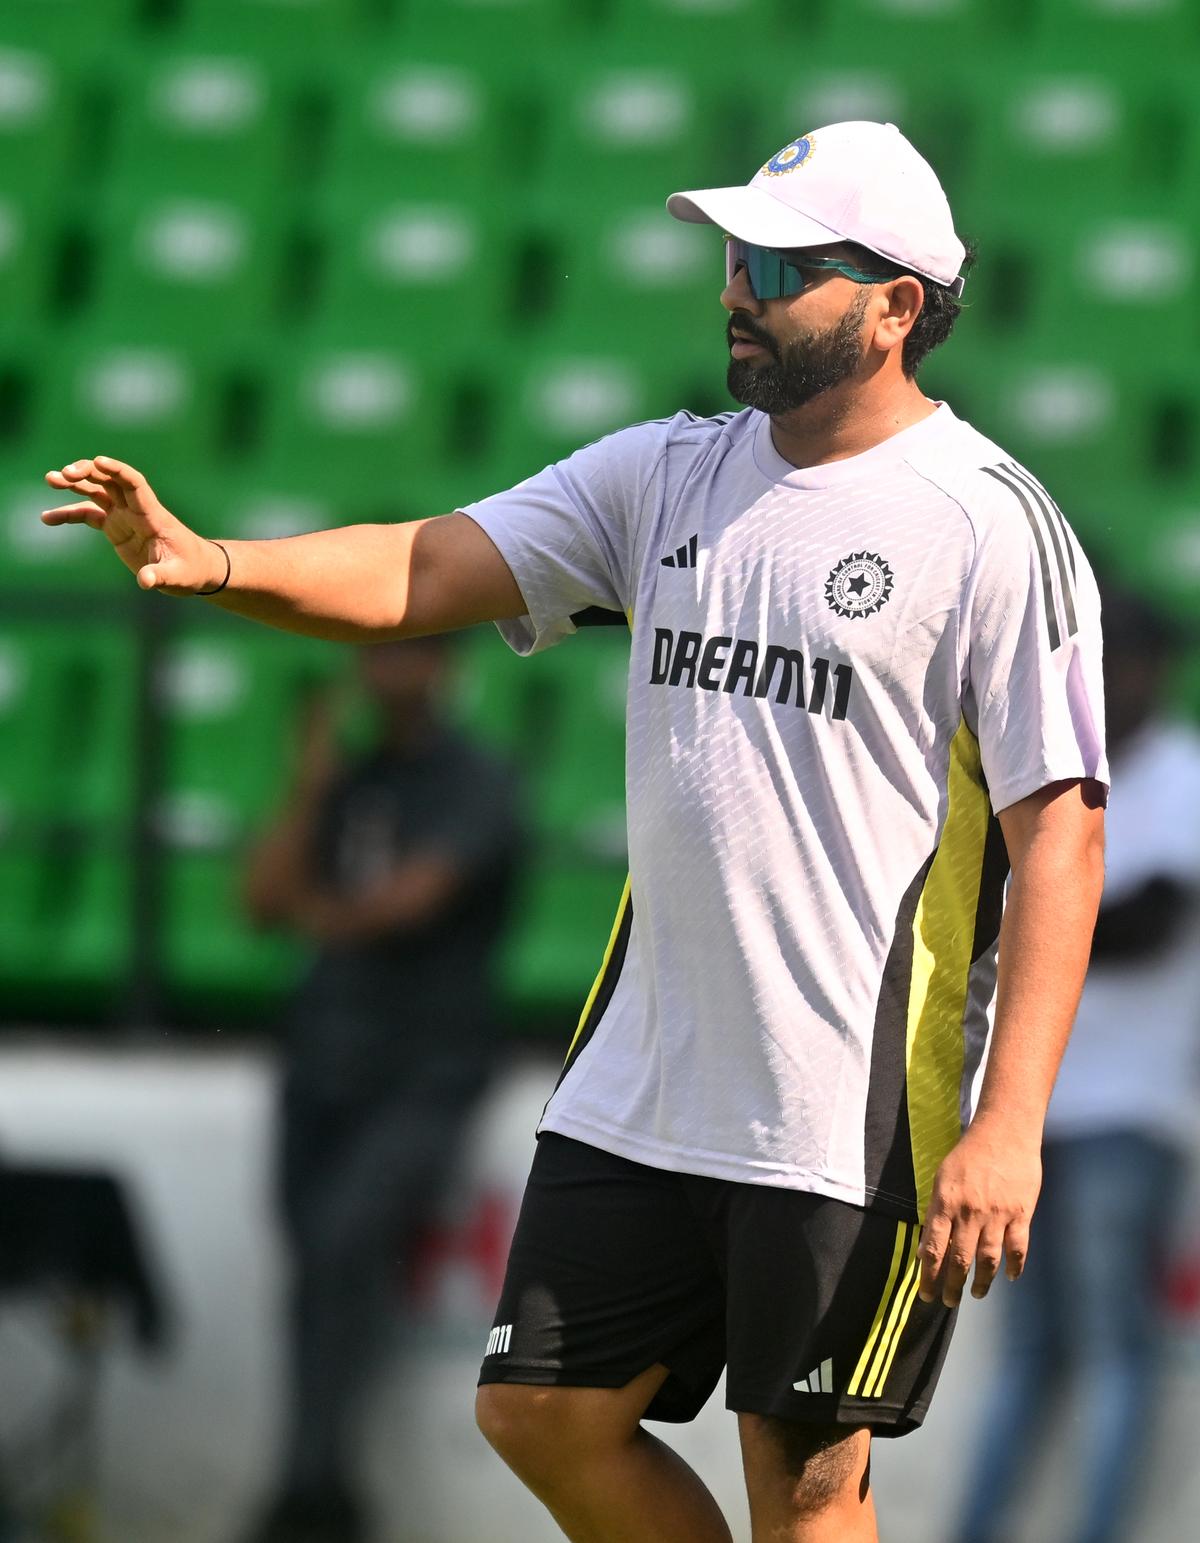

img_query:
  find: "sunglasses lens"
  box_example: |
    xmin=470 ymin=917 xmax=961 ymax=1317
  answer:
xmin=724 ymin=238 xmax=798 ymax=301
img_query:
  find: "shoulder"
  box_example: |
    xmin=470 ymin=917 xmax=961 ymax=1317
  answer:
xmin=589 ymin=406 xmax=748 ymax=463
xmin=553 ymin=407 xmax=748 ymax=497
xmin=903 ymin=410 xmax=1071 ymax=547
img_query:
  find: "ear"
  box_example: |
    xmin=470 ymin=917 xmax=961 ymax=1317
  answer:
xmin=872 ymin=276 xmax=924 ymax=357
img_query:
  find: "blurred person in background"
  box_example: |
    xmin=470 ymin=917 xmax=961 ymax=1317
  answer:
xmin=238 ymin=637 xmax=521 ymax=1543
xmin=956 ymin=583 xmax=1200 ymax=1543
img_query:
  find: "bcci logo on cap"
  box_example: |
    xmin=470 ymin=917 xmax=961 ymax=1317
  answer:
xmin=825 ymin=552 xmax=894 ymax=619
xmin=761 ymin=134 xmax=816 ymax=177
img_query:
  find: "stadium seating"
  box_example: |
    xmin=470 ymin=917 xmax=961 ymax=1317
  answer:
xmin=103 ymin=46 xmax=296 ymax=203
xmin=2 ymin=0 xmax=1199 ymax=1026
xmin=0 ymin=44 xmax=78 ymax=199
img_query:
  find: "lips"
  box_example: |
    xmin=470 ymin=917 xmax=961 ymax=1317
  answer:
xmin=730 ymin=332 xmax=769 ymax=359
xmin=728 ymin=325 xmax=772 ymax=357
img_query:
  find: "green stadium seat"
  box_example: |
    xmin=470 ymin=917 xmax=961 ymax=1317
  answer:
xmin=1033 ymin=0 xmax=1199 ymax=65
xmin=1 ymin=0 xmax=139 ymax=51
xmin=156 ymin=621 xmax=341 ymax=835
xmin=253 ymin=341 xmax=450 ymax=491
xmin=604 ymin=0 xmax=767 ymax=54
xmin=948 ymin=197 xmax=1200 ymax=371
xmin=963 ymin=351 xmax=1155 ymax=493
xmin=489 ymin=347 xmax=695 ymax=487
xmin=533 ymin=65 xmax=725 ymax=215
xmin=36 ymin=330 xmax=225 ymax=484
xmin=816 ymin=0 xmax=1005 ymax=57
xmin=398 ymin=0 xmax=577 ymax=53
xmin=0 ymin=194 xmax=62 ymax=328
xmin=153 ymin=620 xmax=340 ymax=1010
xmin=176 ymin=0 xmax=366 ymax=60
xmin=87 ymin=194 xmax=289 ymax=345
xmin=0 ymin=617 xmax=139 ymax=833
xmin=104 ymin=47 xmax=296 ymax=203
xmin=159 ymin=848 xmax=307 ymax=1011
xmin=309 ymin=195 xmax=518 ymax=355
xmin=547 ymin=204 xmax=721 ymax=360
xmin=0 ymin=44 xmax=76 ymax=198
xmin=1063 ymin=475 xmax=1200 ymax=617
xmin=322 ymin=50 xmax=529 ymax=201
xmin=954 ymin=70 xmax=1150 ymax=230
xmin=0 ymin=844 xmax=133 ymax=1012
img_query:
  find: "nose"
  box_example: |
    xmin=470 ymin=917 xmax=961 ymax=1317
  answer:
xmin=721 ymin=261 xmax=763 ymax=316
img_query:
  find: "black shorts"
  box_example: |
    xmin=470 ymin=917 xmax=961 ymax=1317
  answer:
xmin=479 ymin=1133 xmax=956 ymax=1435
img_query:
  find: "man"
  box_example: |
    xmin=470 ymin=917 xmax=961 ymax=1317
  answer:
xmin=240 ymin=638 xmax=520 ymax=1543
xmin=43 ymin=121 xmax=1106 ymax=1542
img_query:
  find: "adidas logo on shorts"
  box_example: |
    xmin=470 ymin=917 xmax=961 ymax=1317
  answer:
xmin=793 ymin=1357 xmax=833 ymax=1394
xmin=485 ymin=1322 xmax=513 ymax=1357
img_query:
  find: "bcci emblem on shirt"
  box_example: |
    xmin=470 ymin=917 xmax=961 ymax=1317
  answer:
xmin=825 ymin=552 xmax=895 ymax=619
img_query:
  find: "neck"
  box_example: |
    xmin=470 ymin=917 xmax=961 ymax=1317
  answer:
xmin=768 ymin=373 xmax=936 ymax=469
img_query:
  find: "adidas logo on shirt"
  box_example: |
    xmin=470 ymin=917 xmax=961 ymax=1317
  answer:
xmin=485 ymin=1323 xmax=513 ymax=1357
xmin=793 ymin=1358 xmax=834 ymax=1395
xmin=660 ymin=533 xmax=699 ymax=569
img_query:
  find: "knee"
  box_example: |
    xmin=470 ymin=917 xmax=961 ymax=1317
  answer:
xmin=475 ymin=1384 xmax=584 ymax=1477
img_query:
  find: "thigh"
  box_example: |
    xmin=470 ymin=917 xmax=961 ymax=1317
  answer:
xmin=716 ymin=1185 xmax=955 ymax=1437
xmin=479 ymin=1134 xmax=727 ymax=1422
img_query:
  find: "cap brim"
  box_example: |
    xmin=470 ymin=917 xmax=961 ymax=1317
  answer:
xmin=666 ymin=185 xmax=845 ymax=251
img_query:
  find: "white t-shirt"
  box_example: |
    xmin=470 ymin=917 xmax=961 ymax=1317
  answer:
xmin=463 ymin=403 xmax=1108 ymax=1221
xmin=1046 ymin=718 xmax=1200 ymax=1151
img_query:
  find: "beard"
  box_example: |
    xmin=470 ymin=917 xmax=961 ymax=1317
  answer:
xmin=726 ymin=290 xmax=870 ymax=414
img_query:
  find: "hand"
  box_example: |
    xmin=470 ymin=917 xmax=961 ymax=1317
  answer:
xmin=42 ymin=456 xmax=226 ymax=595
xmin=917 ymin=1118 xmax=1041 ymax=1308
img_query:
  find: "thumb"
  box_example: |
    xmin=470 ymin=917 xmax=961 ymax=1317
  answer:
xmin=137 ymin=554 xmax=201 ymax=593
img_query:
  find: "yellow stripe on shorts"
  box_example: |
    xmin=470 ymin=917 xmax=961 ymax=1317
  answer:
xmin=847 ymin=1221 xmax=910 ymax=1397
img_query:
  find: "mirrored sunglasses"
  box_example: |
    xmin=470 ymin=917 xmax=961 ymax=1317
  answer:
xmin=723 ymin=236 xmax=892 ymax=300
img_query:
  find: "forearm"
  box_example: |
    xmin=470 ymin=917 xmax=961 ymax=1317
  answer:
xmin=202 ymin=523 xmax=424 ymax=641
xmin=975 ymin=825 xmax=1105 ymax=1137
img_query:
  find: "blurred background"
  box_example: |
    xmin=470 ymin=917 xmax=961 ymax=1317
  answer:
xmin=2 ymin=0 xmax=1200 ymax=1540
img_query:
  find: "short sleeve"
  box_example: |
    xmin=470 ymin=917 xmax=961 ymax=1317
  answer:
xmin=963 ymin=508 xmax=1108 ymax=814
xmin=460 ymin=418 xmax=671 ymax=655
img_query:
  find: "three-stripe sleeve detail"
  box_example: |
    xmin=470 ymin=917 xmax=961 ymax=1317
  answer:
xmin=1002 ymin=463 xmax=1078 ymax=638
xmin=848 ymin=1222 xmax=922 ymax=1398
xmin=981 ymin=464 xmax=1079 ymax=650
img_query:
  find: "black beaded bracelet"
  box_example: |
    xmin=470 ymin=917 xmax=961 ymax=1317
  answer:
xmin=197 ymin=540 xmax=231 ymax=596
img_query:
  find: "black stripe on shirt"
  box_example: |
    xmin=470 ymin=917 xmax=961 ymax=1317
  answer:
xmin=1002 ymin=463 xmax=1078 ymax=638
xmin=982 ymin=464 xmax=1062 ymax=651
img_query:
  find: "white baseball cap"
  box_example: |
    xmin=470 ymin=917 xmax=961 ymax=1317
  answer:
xmin=667 ymin=121 xmax=967 ymax=295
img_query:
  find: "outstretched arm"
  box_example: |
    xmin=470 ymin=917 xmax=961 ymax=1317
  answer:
xmin=917 ymin=776 xmax=1106 ymax=1308
xmin=43 ymin=456 xmax=526 ymax=641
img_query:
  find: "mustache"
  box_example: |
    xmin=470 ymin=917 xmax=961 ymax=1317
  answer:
xmin=726 ymin=312 xmax=779 ymax=358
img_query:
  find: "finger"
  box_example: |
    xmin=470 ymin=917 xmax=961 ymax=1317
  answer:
xmin=48 ymin=461 xmax=108 ymax=485
xmin=41 ymin=502 xmax=107 ymax=527
xmin=940 ymin=1220 xmax=981 ymax=1309
xmin=917 ymin=1214 xmax=951 ymax=1303
xmin=1003 ymin=1220 xmax=1030 ymax=1282
xmin=970 ymin=1224 xmax=1006 ymax=1299
xmin=47 ymin=476 xmax=113 ymax=505
xmin=93 ymin=456 xmax=171 ymax=524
